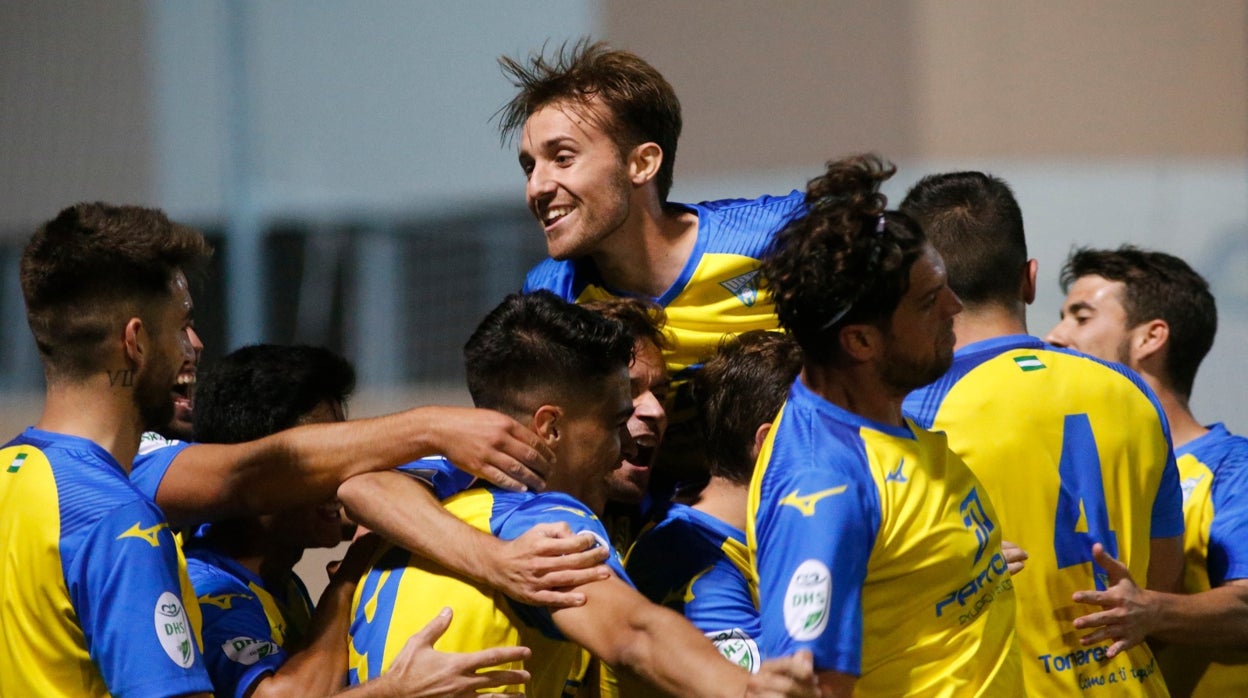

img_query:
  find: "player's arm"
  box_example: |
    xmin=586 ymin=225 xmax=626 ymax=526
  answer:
xmin=1146 ymin=535 xmax=1184 ymax=593
xmin=550 ymin=575 xmax=816 ymax=698
xmin=1074 ymin=544 xmax=1248 ymax=654
xmin=155 ymin=406 xmax=552 ymax=527
xmin=338 ymin=471 xmax=610 ymax=607
xmin=813 ymin=671 xmax=855 ymax=697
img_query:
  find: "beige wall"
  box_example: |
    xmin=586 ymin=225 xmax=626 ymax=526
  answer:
xmin=605 ymin=1 xmax=1248 ymax=168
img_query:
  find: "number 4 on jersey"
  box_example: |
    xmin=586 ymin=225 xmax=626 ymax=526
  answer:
xmin=1053 ymin=414 xmax=1119 ymax=589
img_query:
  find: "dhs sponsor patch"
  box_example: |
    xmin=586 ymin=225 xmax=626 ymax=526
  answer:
xmin=154 ymin=591 xmax=195 ymax=668
xmin=708 ymin=628 xmax=761 ymax=673
xmin=784 ymin=559 xmax=831 ymax=641
xmin=223 ymin=637 xmax=281 ymax=666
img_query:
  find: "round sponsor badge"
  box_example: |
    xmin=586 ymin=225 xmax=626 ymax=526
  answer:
xmin=784 ymin=559 xmax=831 ymax=641
xmin=154 ymin=591 xmax=195 ymax=668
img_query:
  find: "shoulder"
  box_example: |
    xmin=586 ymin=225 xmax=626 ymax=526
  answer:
xmin=692 ymin=191 xmax=806 ymax=255
xmin=522 ymin=257 xmax=582 ymax=298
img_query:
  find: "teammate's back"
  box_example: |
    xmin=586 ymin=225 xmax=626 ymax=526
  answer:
xmin=905 ymin=336 xmax=1181 ymax=695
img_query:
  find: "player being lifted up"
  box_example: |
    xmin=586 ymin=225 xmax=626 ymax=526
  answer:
xmin=900 ymin=173 xmax=1183 ymax=696
xmin=501 ymin=39 xmax=802 ymax=491
xmin=749 ymin=155 xmax=1023 ymax=696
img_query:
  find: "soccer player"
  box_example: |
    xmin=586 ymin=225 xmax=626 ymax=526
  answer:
xmin=1046 ymin=246 xmax=1248 ymax=697
xmin=581 ymin=297 xmax=671 ymax=552
xmin=187 ymin=343 xmax=531 ymax=698
xmin=347 ymin=291 xmax=817 ymax=698
xmin=750 ymin=154 xmax=1022 ymax=696
xmin=627 ymin=330 xmax=801 ymax=671
xmin=900 ymin=173 xmax=1184 ymax=695
xmin=0 ymin=203 xmax=215 ymax=697
xmin=500 ymin=40 xmax=803 ymax=487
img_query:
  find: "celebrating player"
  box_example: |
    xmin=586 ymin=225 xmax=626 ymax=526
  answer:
xmin=750 ymin=155 xmax=1022 ymax=696
xmin=901 ymin=173 xmax=1183 ymax=695
xmin=1048 ymin=246 xmax=1248 ymax=697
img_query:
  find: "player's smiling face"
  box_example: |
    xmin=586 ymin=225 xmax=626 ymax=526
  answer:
xmin=1045 ymin=275 xmax=1133 ymax=365
xmin=519 ymin=99 xmax=633 ymax=260
xmin=879 ymin=244 xmax=963 ymax=393
xmin=606 ymin=338 xmax=669 ymax=504
xmin=136 ymin=271 xmax=199 ymax=433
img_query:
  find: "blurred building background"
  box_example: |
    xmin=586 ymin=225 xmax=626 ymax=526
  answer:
xmin=3 ymin=1 xmax=1245 ymax=435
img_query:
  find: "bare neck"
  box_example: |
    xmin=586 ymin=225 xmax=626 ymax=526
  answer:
xmin=801 ymin=361 xmax=905 ymax=427
xmin=691 ymin=476 xmax=748 ymax=531
xmin=37 ymin=377 xmax=146 ymax=473
xmin=592 ymin=202 xmax=698 ymax=298
xmin=1138 ymin=371 xmax=1208 ymax=448
xmin=951 ymin=303 xmax=1029 ymax=350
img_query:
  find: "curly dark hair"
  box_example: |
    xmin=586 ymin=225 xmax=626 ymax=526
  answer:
xmin=496 ymin=38 xmax=682 ymax=202
xmin=761 ymin=154 xmax=926 ymax=360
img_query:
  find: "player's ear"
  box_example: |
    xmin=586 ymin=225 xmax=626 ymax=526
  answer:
xmin=532 ymin=404 xmax=563 ymax=446
xmin=838 ymin=323 xmax=878 ymax=363
xmin=627 ymin=142 xmax=663 ymax=187
xmin=1132 ymin=319 xmax=1169 ymax=363
xmin=750 ymin=422 xmax=774 ymax=461
xmin=1021 ymin=259 xmax=1038 ymax=305
xmin=122 ymin=316 xmax=145 ymax=369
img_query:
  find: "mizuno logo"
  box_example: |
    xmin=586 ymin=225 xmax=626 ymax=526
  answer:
xmin=117 ymin=522 xmax=169 ymax=547
xmin=199 ymin=593 xmax=251 ymax=610
xmin=543 ymin=505 xmax=588 ymax=519
xmin=885 ymin=459 xmax=907 ymax=483
xmin=778 ymin=486 xmax=848 ymax=516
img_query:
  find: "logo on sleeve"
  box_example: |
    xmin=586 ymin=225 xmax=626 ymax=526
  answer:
xmin=778 ymin=486 xmax=847 ymax=516
xmin=1180 ymin=474 xmax=1206 ymax=506
xmin=154 ymin=591 xmax=195 ymax=668
xmin=198 ymin=593 xmax=252 ymax=610
xmin=784 ymin=560 xmax=831 ymax=641
xmin=118 ymin=522 xmax=169 ymax=547
xmin=223 ymin=637 xmax=281 ymax=666
xmin=709 ymin=628 xmax=761 ymax=673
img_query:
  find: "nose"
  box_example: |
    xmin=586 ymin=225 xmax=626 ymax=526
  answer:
xmin=188 ymin=326 xmax=204 ymax=358
xmin=1044 ymin=321 xmax=1069 ymax=347
xmin=633 ymin=390 xmax=666 ymax=426
xmin=526 ymin=162 xmax=556 ymax=205
xmin=946 ymin=288 xmax=964 ymax=318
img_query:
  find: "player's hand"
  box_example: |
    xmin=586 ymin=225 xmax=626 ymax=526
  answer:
xmin=746 ymin=650 xmax=819 ymax=698
xmin=423 ymin=407 xmax=553 ymax=492
xmin=1071 ymin=543 xmax=1156 ymax=658
xmin=375 ymin=607 xmax=531 ymax=697
xmin=489 ymin=523 xmax=611 ymax=608
xmin=1002 ymin=540 xmax=1029 ymax=576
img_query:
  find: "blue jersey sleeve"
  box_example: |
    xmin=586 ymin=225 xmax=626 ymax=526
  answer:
xmin=1150 ymin=449 xmax=1185 ymax=539
xmin=190 ymin=562 xmax=288 ymax=698
xmin=131 ymin=435 xmax=191 ymax=502
xmin=66 ymin=499 xmax=211 ymax=698
xmin=494 ymin=493 xmax=629 ymax=640
xmin=396 ymin=456 xmax=476 ymax=500
xmin=1208 ymin=451 xmax=1248 ymax=585
xmin=756 ymin=465 xmax=876 ymax=676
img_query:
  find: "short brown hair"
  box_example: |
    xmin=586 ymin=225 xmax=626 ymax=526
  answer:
xmin=580 ymin=296 xmax=669 ymax=352
xmin=20 ymin=203 xmax=212 ymax=381
xmin=497 ymin=39 xmax=683 ymax=202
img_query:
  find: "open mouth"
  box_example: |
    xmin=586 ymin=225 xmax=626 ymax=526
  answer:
xmin=541 ymin=205 xmax=573 ymax=229
xmin=625 ymin=443 xmax=657 ymax=470
xmin=172 ymin=373 xmax=195 ymax=410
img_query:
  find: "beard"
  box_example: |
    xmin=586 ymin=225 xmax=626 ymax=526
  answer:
xmin=880 ymin=333 xmax=954 ymax=394
xmin=134 ymin=354 xmax=176 ymax=432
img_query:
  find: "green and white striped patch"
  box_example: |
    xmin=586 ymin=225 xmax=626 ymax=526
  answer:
xmin=7 ymin=452 xmax=27 ymax=473
xmin=1013 ymin=355 xmax=1045 ymax=372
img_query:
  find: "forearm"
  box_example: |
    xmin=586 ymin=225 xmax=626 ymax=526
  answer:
xmin=1145 ymin=536 xmax=1184 ymax=593
xmin=338 ymin=471 xmax=499 ymax=585
xmin=249 ymin=570 xmax=360 ymax=698
xmin=1146 ymin=582 xmax=1248 ymax=646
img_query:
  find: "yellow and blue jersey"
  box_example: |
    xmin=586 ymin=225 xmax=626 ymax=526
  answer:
xmin=624 ymin=503 xmax=760 ymax=671
xmin=131 ymin=432 xmax=191 ymax=501
xmin=186 ymin=544 xmax=315 ymax=698
xmin=748 ymin=380 xmax=1022 ymax=696
xmin=524 ymin=193 xmax=803 ymax=474
xmin=347 ymin=484 xmax=628 ymax=696
xmin=1155 ymin=423 xmax=1248 ymax=697
xmin=904 ymin=335 xmax=1182 ymax=696
xmin=0 ymin=428 xmax=211 ymax=698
